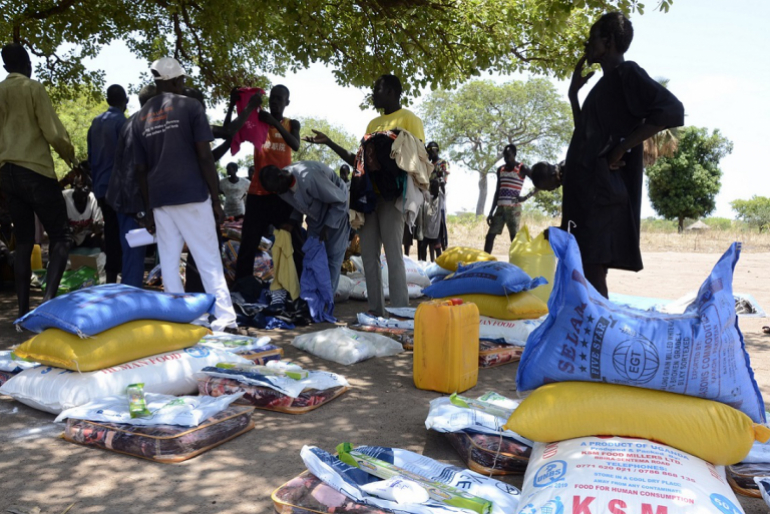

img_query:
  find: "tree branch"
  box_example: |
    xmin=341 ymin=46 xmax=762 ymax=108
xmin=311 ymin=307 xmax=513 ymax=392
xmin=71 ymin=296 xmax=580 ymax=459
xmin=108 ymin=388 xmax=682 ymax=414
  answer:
xmin=23 ymin=0 xmax=80 ymax=20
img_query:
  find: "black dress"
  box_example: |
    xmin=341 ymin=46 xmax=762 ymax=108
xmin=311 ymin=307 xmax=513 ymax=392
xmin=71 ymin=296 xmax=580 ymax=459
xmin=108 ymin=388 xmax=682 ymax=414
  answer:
xmin=561 ymin=61 xmax=684 ymax=271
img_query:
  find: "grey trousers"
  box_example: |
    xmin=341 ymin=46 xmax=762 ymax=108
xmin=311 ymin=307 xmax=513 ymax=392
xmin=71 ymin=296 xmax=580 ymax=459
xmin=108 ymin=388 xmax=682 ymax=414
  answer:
xmin=360 ymin=198 xmax=408 ymax=315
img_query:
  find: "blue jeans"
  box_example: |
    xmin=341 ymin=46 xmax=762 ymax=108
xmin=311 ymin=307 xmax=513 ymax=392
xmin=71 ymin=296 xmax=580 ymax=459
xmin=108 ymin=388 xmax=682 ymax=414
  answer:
xmin=116 ymin=213 xmax=146 ymax=288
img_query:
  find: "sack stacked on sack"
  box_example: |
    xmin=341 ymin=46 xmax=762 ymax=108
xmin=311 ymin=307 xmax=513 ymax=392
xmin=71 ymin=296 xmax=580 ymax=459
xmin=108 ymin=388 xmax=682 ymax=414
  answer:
xmin=508 ymin=229 xmax=768 ymax=463
xmin=422 ymin=260 xmax=548 ymax=321
xmin=1 ymin=284 xmax=249 ymax=414
xmin=506 ymin=229 xmax=767 ymax=512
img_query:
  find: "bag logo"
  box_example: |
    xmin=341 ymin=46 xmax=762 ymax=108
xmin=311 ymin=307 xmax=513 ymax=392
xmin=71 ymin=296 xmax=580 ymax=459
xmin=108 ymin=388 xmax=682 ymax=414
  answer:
xmin=612 ymin=336 xmax=659 ymax=384
xmin=534 ymin=461 xmax=567 ymax=487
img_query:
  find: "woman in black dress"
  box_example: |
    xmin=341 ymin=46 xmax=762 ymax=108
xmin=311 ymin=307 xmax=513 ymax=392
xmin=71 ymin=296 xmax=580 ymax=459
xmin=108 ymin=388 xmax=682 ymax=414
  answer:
xmin=562 ymin=12 xmax=684 ymax=297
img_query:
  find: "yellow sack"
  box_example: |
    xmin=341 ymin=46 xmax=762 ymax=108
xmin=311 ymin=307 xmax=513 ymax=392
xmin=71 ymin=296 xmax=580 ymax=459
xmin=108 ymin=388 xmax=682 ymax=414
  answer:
xmin=436 ymin=292 xmax=547 ymax=320
xmin=270 ymin=229 xmax=300 ymax=300
xmin=508 ymin=226 xmax=555 ymax=305
xmin=14 ymin=321 xmax=210 ymax=372
xmin=504 ymin=382 xmax=770 ymax=465
xmin=436 ymin=246 xmax=496 ymax=272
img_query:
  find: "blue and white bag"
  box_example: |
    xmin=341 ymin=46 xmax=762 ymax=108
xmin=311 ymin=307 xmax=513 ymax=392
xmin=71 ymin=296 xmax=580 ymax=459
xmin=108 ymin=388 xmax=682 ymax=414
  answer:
xmin=422 ymin=261 xmax=546 ymax=298
xmin=517 ymin=228 xmax=765 ymax=423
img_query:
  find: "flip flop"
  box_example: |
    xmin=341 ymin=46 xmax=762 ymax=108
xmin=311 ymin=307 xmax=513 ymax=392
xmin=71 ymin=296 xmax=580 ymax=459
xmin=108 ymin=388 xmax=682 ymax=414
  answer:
xmin=763 ymin=326 xmax=770 ymax=335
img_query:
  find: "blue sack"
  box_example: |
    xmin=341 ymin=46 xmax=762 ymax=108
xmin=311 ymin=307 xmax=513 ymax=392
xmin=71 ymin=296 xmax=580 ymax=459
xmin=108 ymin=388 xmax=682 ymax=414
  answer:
xmin=516 ymin=228 xmax=765 ymax=423
xmin=16 ymin=284 xmax=215 ymax=336
xmin=422 ymin=261 xmax=546 ymax=298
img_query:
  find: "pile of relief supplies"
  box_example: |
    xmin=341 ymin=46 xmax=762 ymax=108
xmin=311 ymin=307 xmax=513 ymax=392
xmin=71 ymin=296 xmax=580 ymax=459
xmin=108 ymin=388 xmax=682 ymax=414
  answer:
xmin=355 ymin=226 xmax=553 ymax=369
xmin=0 ymin=284 xmax=351 ymax=462
xmin=443 ymin=227 xmax=769 ymax=513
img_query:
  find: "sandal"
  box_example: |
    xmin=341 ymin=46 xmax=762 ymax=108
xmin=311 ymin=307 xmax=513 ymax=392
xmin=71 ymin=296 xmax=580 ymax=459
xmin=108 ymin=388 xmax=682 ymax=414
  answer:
xmin=763 ymin=326 xmax=770 ymax=335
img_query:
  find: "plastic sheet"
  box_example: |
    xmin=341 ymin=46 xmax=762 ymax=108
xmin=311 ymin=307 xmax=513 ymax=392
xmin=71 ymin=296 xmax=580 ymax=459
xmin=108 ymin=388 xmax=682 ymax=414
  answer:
xmin=198 ymin=375 xmax=348 ymax=414
xmin=728 ymin=462 xmax=770 ymax=498
xmin=63 ymin=405 xmax=254 ymax=463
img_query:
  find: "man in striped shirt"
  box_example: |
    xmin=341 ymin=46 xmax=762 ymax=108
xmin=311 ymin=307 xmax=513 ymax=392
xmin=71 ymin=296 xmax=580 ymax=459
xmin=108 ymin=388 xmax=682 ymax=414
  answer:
xmin=484 ymin=144 xmax=537 ymax=254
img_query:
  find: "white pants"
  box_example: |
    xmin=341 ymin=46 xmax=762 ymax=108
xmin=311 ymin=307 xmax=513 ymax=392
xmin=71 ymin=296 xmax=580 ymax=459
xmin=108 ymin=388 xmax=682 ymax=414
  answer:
xmin=154 ymin=197 xmax=236 ymax=331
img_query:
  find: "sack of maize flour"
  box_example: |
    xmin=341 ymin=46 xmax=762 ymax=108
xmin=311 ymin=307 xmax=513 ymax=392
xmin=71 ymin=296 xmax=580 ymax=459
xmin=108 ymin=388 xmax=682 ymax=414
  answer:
xmin=436 ymin=246 xmax=496 ymax=272
xmin=519 ymin=436 xmax=746 ymax=514
xmin=517 ymin=228 xmax=765 ymax=423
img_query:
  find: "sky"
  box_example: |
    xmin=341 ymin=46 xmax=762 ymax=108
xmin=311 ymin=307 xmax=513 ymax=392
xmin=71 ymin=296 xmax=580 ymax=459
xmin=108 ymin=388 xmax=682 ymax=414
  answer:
xmin=71 ymin=0 xmax=769 ymax=219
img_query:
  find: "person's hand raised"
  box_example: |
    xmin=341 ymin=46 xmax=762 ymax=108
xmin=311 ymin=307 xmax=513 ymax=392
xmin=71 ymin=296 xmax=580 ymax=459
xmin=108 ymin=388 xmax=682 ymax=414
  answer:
xmin=246 ymin=91 xmax=263 ymax=109
xmin=569 ymin=56 xmax=595 ymax=98
xmin=229 ymin=88 xmax=241 ymax=105
xmin=302 ymin=129 xmax=330 ymax=145
xmin=258 ymin=109 xmax=278 ymax=126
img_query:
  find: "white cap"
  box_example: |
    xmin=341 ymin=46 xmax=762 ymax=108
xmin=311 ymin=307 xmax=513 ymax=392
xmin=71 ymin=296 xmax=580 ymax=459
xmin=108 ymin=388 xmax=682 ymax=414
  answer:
xmin=150 ymin=57 xmax=188 ymax=81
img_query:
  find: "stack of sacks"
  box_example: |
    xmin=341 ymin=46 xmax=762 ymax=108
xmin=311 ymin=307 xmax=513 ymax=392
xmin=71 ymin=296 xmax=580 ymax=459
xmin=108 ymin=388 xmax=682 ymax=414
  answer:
xmin=0 ymin=350 xmax=38 ymax=387
xmin=198 ymin=331 xmax=283 ymax=364
xmin=348 ymin=255 xmax=431 ymax=300
xmin=0 ymin=284 xmax=249 ymax=414
xmin=55 ymin=392 xmax=254 ymax=463
xmin=505 ymin=228 xmax=767 ymax=513
xmin=422 ymin=261 xmax=547 ymax=321
xmin=422 ymin=259 xmax=548 ymax=367
xmin=197 ymin=360 xmax=350 ymax=414
xmin=425 ymin=392 xmax=532 ymax=475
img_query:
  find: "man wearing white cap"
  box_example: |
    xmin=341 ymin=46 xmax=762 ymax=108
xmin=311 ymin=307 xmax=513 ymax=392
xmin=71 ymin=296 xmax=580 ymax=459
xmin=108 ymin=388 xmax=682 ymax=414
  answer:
xmin=132 ymin=57 xmax=238 ymax=332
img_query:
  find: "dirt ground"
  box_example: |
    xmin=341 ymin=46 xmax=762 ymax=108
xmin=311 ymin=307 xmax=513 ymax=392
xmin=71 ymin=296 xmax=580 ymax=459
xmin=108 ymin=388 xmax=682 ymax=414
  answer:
xmin=1 ymin=250 xmax=770 ymax=514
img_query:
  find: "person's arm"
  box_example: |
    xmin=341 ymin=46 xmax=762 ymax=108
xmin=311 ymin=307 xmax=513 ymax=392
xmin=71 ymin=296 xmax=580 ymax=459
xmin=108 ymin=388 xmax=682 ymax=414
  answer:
xmin=211 ymin=139 xmax=231 ymax=162
xmin=303 ymin=130 xmax=355 ymax=166
xmin=568 ymin=55 xmax=595 ymax=127
xmin=34 ymin=82 xmax=77 ymax=166
xmin=212 ymin=90 xmax=263 ymax=139
xmin=258 ymin=112 xmax=301 ymax=151
xmin=487 ymin=168 xmax=501 ymax=224
xmin=195 ymin=141 xmax=225 ymax=225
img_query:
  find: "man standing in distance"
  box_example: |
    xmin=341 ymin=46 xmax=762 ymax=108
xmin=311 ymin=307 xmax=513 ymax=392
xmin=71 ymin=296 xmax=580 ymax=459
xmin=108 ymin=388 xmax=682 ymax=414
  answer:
xmin=133 ymin=57 xmax=237 ymax=332
xmin=304 ymin=74 xmax=423 ymax=316
xmin=484 ymin=144 xmax=537 ymax=254
xmin=236 ymin=85 xmax=302 ymax=282
xmin=0 ymin=43 xmax=76 ymax=317
xmin=88 ymin=84 xmax=128 ymax=283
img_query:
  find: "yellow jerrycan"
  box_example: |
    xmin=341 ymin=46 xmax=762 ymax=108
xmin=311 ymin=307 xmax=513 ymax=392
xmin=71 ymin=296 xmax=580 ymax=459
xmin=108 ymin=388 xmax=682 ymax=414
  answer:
xmin=413 ymin=299 xmax=479 ymax=394
xmin=30 ymin=244 xmax=43 ymax=270
xmin=509 ymin=226 xmax=555 ymax=305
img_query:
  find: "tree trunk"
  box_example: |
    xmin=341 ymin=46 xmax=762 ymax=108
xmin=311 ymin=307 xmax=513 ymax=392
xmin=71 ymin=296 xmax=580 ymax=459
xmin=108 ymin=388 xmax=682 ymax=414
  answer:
xmin=476 ymin=172 xmax=488 ymax=216
xmin=678 ymin=216 xmax=684 ymax=233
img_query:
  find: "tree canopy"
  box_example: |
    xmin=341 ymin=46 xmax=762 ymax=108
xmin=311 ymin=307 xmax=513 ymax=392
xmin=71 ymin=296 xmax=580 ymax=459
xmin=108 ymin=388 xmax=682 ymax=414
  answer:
xmin=4 ymin=0 xmax=673 ymax=102
xmin=731 ymin=196 xmax=770 ymax=233
xmin=52 ymin=93 xmax=108 ymax=178
xmin=420 ymin=78 xmax=571 ymax=214
xmin=646 ymin=126 xmax=733 ymax=232
xmin=294 ymin=116 xmax=359 ymax=171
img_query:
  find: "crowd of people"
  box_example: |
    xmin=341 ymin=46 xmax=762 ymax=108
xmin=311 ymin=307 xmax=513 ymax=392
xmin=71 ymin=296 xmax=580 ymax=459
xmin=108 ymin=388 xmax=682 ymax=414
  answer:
xmin=0 ymin=10 xmax=683 ymax=330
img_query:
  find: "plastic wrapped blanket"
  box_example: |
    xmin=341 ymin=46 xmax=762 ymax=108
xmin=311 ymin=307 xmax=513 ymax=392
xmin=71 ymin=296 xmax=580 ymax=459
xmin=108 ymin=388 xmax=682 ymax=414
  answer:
xmin=301 ymin=444 xmax=521 ymax=514
xmin=63 ymin=405 xmax=254 ymax=463
xmin=445 ymin=432 xmax=530 ymax=476
xmin=198 ymin=376 xmax=348 ymax=414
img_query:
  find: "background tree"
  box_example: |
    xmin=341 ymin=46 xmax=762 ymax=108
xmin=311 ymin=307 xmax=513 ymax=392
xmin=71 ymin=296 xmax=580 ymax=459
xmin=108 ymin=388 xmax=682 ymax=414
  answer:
xmin=294 ymin=117 xmax=359 ymax=170
xmin=532 ymin=189 xmax=563 ymax=219
xmin=3 ymin=0 xmax=673 ymax=102
xmin=731 ymin=196 xmax=770 ymax=233
xmin=646 ymin=126 xmax=732 ymax=232
xmin=642 ymin=79 xmax=679 ymax=167
xmin=52 ymin=92 xmax=108 ymax=178
xmin=421 ymin=78 xmax=571 ymax=214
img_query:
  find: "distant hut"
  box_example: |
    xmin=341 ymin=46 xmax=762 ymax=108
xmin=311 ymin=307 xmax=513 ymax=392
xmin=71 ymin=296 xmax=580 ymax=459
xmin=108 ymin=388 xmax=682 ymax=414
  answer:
xmin=686 ymin=220 xmax=710 ymax=231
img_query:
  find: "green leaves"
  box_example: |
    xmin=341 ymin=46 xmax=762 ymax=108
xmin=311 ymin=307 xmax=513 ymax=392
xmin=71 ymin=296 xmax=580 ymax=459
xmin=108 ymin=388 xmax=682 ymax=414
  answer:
xmin=646 ymin=126 xmax=732 ymax=229
xmin=731 ymin=196 xmax=770 ymax=233
xmin=4 ymin=0 xmax=669 ymax=103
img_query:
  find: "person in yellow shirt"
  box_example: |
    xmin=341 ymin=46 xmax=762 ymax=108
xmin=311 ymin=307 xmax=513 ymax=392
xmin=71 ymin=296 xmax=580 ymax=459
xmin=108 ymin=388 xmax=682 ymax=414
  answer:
xmin=303 ymin=74 xmax=423 ymax=315
xmin=0 ymin=43 xmax=76 ymax=317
